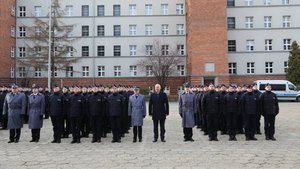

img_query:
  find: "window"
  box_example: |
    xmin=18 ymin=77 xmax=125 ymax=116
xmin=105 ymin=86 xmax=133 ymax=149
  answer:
xmin=176 ymin=4 xmax=184 ymax=15
xmin=265 ymin=62 xmax=273 ymax=74
xmin=34 ymin=46 xmax=42 ymax=54
xmin=18 ymin=67 xmax=26 ymax=77
xmin=245 ymin=0 xmax=253 ymax=6
xmin=246 ymin=40 xmax=254 ymax=51
xmin=161 ymin=4 xmax=168 ymax=15
xmin=146 ymin=66 xmax=153 ymax=76
xmin=130 ymin=66 xmax=137 ymax=76
xmin=264 ymin=0 xmax=271 ymax=5
xmin=282 ymin=0 xmax=289 ymax=5
xmin=19 ymin=6 xmax=26 ymax=17
xmin=177 ymin=65 xmax=185 ymax=76
xmin=129 ymin=4 xmax=137 ymax=15
xmin=97 ymin=5 xmax=105 ymax=16
xmin=51 ymin=67 xmax=58 ymax=77
xmin=284 ymin=61 xmax=288 ymax=73
xmin=145 ymin=45 xmax=153 ymax=56
xmin=35 ymin=27 xmax=41 ymax=36
xmin=265 ymin=39 xmax=273 ymax=51
xmin=11 ymin=26 xmax=15 ymax=37
xmin=245 ymin=16 xmax=254 ymax=28
xmin=35 ymin=67 xmax=42 ymax=77
xmin=145 ymin=4 xmax=153 ymax=15
xmin=82 ymin=46 xmax=89 ymax=57
xmin=66 ymin=66 xmax=73 ymax=77
xmin=145 ymin=25 xmax=152 ymax=36
xmin=177 ymin=24 xmax=184 ymax=35
xmin=34 ymin=6 xmax=41 ymax=17
xmin=227 ymin=0 xmax=235 ymax=7
xmin=82 ymin=5 xmax=89 ymax=16
xmin=161 ymin=45 xmax=169 ymax=56
xmin=247 ymin=62 xmax=255 ymax=74
xmin=82 ymin=26 xmax=89 ymax=36
xmin=227 ymin=17 xmax=235 ymax=29
xmin=228 ymin=63 xmax=237 ymax=75
xmin=97 ymin=25 xmax=105 ymax=36
xmin=113 ymin=5 xmax=121 ymax=16
xmin=97 ymin=46 xmax=105 ymax=56
xmin=82 ymin=66 xmax=89 ymax=77
xmin=283 ymin=16 xmax=291 ymax=28
xmin=264 ymin=16 xmax=272 ymax=28
xmin=205 ymin=63 xmax=215 ymax=72
xmin=129 ymin=45 xmax=137 ymax=56
xmin=66 ymin=5 xmax=73 ymax=16
xmin=129 ymin=25 xmax=137 ymax=36
xmin=283 ymin=39 xmax=291 ymax=50
xmin=11 ymin=47 xmax=15 ymax=58
xmin=114 ymin=25 xmax=121 ymax=36
xmin=10 ymin=67 xmax=15 ymax=78
xmin=11 ymin=5 xmax=15 ymax=16
xmin=98 ymin=66 xmax=105 ymax=77
xmin=114 ymin=66 xmax=121 ymax=77
xmin=114 ymin=46 xmax=121 ymax=56
xmin=228 ymin=40 xmax=236 ymax=52
xmin=67 ymin=47 xmax=73 ymax=57
xmin=19 ymin=47 xmax=26 ymax=58
xmin=161 ymin=24 xmax=169 ymax=35
xmin=177 ymin=45 xmax=185 ymax=55
xmin=19 ymin=27 xmax=26 ymax=37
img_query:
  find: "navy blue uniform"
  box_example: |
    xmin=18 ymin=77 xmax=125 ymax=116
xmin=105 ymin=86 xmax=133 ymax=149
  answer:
xmin=69 ymin=93 xmax=83 ymax=143
xmin=49 ymin=92 xmax=63 ymax=143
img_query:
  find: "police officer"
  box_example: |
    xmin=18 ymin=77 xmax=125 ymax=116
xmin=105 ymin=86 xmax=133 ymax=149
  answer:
xmin=219 ymin=85 xmax=227 ymax=135
xmin=69 ymin=86 xmax=83 ymax=144
xmin=179 ymin=82 xmax=197 ymax=142
xmin=28 ymin=84 xmax=45 ymax=143
xmin=107 ymin=86 xmax=125 ymax=143
xmin=259 ymin=84 xmax=279 ymax=141
xmin=88 ymin=86 xmax=104 ymax=143
xmin=62 ymin=86 xmax=71 ymax=138
xmin=241 ymin=85 xmax=259 ymax=141
xmin=202 ymin=84 xmax=220 ymax=141
xmin=81 ymin=86 xmax=90 ymax=138
xmin=235 ymin=85 xmax=244 ymax=134
xmin=3 ymin=84 xmax=26 ymax=143
xmin=49 ymin=85 xmax=63 ymax=143
xmin=253 ymin=84 xmax=262 ymax=135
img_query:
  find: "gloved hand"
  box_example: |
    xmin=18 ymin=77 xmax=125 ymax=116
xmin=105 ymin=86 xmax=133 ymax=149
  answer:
xmin=143 ymin=115 xmax=146 ymax=118
xmin=40 ymin=115 xmax=43 ymax=120
xmin=179 ymin=113 xmax=182 ymax=118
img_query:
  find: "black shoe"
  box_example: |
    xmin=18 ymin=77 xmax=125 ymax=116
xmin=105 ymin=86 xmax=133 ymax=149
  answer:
xmin=270 ymin=136 xmax=276 ymax=141
xmin=111 ymin=140 xmax=116 ymax=143
xmin=153 ymin=139 xmax=157 ymax=143
xmin=97 ymin=140 xmax=101 ymax=143
xmin=92 ymin=139 xmax=97 ymax=143
xmin=214 ymin=138 xmax=218 ymax=141
xmin=117 ymin=139 xmax=121 ymax=143
xmin=77 ymin=140 xmax=81 ymax=143
xmin=221 ymin=131 xmax=226 ymax=135
xmin=133 ymin=139 xmax=137 ymax=143
xmin=8 ymin=140 xmax=14 ymax=143
xmin=71 ymin=140 xmax=77 ymax=144
xmin=246 ymin=137 xmax=250 ymax=141
xmin=209 ymin=138 xmax=213 ymax=141
xmin=256 ymin=131 xmax=262 ymax=135
xmin=30 ymin=140 xmax=35 ymax=142
xmin=51 ymin=140 xmax=57 ymax=143
xmin=57 ymin=140 xmax=61 ymax=143
xmin=85 ymin=134 xmax=89 ymax=138
xmin=251 ymin=137 xmax=258 ymax=141
xmin=161 ymin=139 xmax=166 ymax=142
xmin=14 ymin=140 xmax=19 ymax=143
xmin=184 ymin=139 xmax=189 ymax=142
xmin=203 ymin=132 xmax=208 ymax=135
xmin=232 ymin=137 xmax=237 ymax=141
xmin=139 ymin=139 xmax=142 ymax=142
xmin=121 ymin=134 xmax=125 ymax=137
xmin=265 ymin=136 xmax=270 ymax=140
xmin=190 ymin=138 xmax=194 ymax=142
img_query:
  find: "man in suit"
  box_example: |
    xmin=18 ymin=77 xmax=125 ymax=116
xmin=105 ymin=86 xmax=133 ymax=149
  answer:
xmin=149 ymin=84 xmax=169 ymax=142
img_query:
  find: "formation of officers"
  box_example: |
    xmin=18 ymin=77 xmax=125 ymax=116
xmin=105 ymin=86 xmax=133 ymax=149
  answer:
xmin=0 ymin=83 xmax=169 ymax=144
xmin=0 ymin=81 xmax=279 ymax=144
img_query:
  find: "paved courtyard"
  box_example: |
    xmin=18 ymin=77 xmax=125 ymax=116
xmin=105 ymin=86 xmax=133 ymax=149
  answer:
xmin=0 ymin=102 xmax=300 ymax=169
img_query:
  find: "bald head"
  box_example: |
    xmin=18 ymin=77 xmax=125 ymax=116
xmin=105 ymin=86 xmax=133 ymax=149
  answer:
xmin=154 ymin=84 xmax=161 ymax=93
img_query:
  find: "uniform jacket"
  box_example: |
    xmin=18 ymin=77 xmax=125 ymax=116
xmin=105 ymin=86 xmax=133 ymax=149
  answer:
xmin=107 ymin=93 xmax=125 ymax=117
xmin=128 ymin=94 xmax=146 ymax=126
xmin=69 ymin=93 xmax=83 ymax=117
xmin=223 ymin=92 xmax=239 ymax=115
xmin=28 ymin=93 xmax=45 ymax=129
xmin=201 ymin=91 xmax=220 ymax=115
xmin=259 ymin=91 xmax=279 ymax=116
xmin=148 ymin=92 xmax=169 ymax=120
xmin=88 ymin=92 xmax=104 ymax=117
xmin=179 ymin=92 xmax=196 ymax=128
xmin=241 ymin=92 xmax=259 ymax=115
xmin=3 ymin=92 xmax=26 ymax=129
xmin=62 ymin=92 xmax=71 ymax=116
xmin=49 ymin=92 xmax=63 ymax=116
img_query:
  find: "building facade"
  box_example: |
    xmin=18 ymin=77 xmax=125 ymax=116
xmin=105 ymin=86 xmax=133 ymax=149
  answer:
xmin=0 ymin=0 xmax=16 ymax=82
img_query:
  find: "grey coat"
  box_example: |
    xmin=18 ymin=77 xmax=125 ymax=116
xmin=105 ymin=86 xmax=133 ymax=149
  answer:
xmin=3 ymin=92 xmax=26 ymax=129
xmin=128 ymin=94 xmax=146 ymax=126
xmin=28 ymin=93 xmax=45 ymax=129
xmin=179 ymin=92 xmax=197 ymax=128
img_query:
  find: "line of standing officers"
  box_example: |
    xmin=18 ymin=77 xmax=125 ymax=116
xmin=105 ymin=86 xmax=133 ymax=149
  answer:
xmin=179 ymin=82 xmax=279 ymax=141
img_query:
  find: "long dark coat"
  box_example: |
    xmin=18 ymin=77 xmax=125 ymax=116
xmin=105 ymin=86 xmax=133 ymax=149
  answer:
xmin=28 ymin=93 xmax=45 ymax=129
xmin=128 ymin=94 xmax=146 ymax=126
xmin=3 ymin=92 xmax=26 ymax=129
xmin=179 ymin=92 xmax=197 ymax=128
xmin=148 ymin=92 xmax=169 ymax=120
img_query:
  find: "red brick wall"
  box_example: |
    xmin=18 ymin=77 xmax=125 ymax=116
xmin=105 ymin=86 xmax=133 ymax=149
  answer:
xmin=0 ymin=0 xmax=16 ymax=78
xmin=186 ymin=0 xmax=229 ymax=84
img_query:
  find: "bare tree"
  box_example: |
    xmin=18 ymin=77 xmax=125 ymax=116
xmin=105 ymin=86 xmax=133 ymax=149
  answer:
xmin=17 ymin=0 xmax=78 ymax=87
xmin=137 ymin=40 xmax=183 ymax=90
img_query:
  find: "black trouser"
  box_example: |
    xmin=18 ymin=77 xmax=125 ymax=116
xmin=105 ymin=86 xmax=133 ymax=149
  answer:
xmin=153 ymin=119 xmax=166 ymax=140
xmin=264 ymin=114 xmax=276 ymax=138
xmin=201 ymin=114 xmax=208 ymax=133
xmin=80 ymin=113 xmax=90 ymax=137
xmin=219 ymin=113 xmax=227 ymax=133
xmin=90 ymin=116 xmax=102 ymax=141
xmin=31 ymin=129 xmax=41 ymax=141
xmin=103 ymin=115 xmax=111 ymax=136
xmin=110 ymin=116 xmax=121 ymax=141
xmin=51 ymin=116 xmax=63 ymax=141
xmin=70 ymin=117 xmax=81 ymax=141
xmin=237 ymin=113 xmax=244 ymax=133
xmin=133 ymin=126 xmax=142 ymax=140
xmin=121 ymin=112 xmax=128 ymax=135
xmin=256 ymin=114 xmax=261 ymax=133
xmin=244 ymin=114 xmax=256 ymax=138
xmin=1 ymin=113 xmax=8 ymax=129
xmin=9 ymin=128 xmax=21 ymax=141
xmin=183 ymin=128 xmax=193 ymax=140
xmin=206 ymin=114 xmax=219 ymax=139
xmin=62 ymin=114 xmax=70 ymax=137
xmin=226 ymin=112 xmax=238 ymax=137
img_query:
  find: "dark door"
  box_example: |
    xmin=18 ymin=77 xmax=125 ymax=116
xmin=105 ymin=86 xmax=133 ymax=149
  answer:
xmin=204 ymin=77 xmax=215 ymax=86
